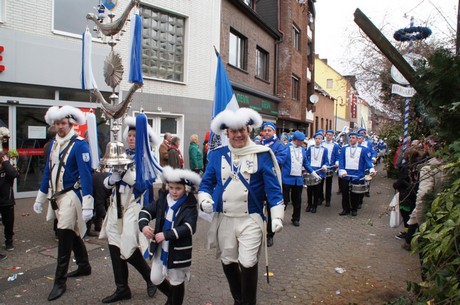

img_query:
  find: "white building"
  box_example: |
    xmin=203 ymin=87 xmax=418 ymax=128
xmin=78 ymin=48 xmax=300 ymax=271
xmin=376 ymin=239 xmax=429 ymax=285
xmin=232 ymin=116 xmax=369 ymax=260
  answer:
xmin=0 ymin=0 xmax=220 ymax=197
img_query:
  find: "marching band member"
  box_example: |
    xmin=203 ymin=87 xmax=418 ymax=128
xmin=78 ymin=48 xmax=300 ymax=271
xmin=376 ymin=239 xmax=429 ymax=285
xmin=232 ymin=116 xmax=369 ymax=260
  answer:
xmin=305 ymin=132 xmax=329 ymax=213
xmin=321 ymin=130 xmax=340 ymax=207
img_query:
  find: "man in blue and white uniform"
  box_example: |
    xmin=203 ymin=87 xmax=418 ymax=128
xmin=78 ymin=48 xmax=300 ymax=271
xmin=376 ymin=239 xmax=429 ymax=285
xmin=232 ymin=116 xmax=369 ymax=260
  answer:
xmin=259 ymin=121 xmax=286 ymax=247
xmin=305 ymin=132 xmax=329 ymax=213
xmin=99 ymin=115 xmax=160 ymax=303
xmin=199 ymin=108 xmax=284 ymax=305
xmin=33 ymin=106 xmax=94 ymax=301
xmin=358 ymin=128 xmax=377 ymax=163
xmin=280 ymin=131 xmax=318 ymax=225
xmin=338 ymin=132 xmax=376 ymax=216
xmin=321 ymin=130 xmax=340 ymax=207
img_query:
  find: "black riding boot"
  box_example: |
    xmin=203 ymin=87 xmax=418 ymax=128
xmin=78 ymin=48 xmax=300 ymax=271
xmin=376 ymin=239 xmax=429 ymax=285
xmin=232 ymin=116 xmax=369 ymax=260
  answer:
xmin=170 ymin=282 xmax=185 ymax=305
xmin=222 ymin=262 xmax=242 ymax=305
xmin=240 ymin=263 xmax=258 ymax=305
xmin=126 ymin=248 xmax=157 ymax=297
xmin=102 ymin=245 xmax=131 ymax=303
xmin=48 ymin=229 xmax=74 ymax=301
xmin=157 ymin=280 xmax=172 ymax=304
xmin=67 ymin=234 xmax=91 ymax=277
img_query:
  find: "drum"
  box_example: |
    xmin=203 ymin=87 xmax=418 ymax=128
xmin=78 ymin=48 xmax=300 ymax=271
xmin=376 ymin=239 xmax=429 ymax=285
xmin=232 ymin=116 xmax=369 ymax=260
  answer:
xmin=350 ymin=182 xmax=369 ymax=194
xmin=303 ymin=174 xmax=321 ymax=187
xmin=326 ymin=169 xmax=336 ymax=178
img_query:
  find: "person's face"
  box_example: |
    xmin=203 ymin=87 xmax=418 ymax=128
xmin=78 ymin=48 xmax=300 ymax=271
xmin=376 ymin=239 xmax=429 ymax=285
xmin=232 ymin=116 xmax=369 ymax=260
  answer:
xmin=314 ymin=137 xmax=322 ymax=145
xmin=359 ymin=131 xmax=366 ymax=138
xmin=54 ymin=119 xmax=72 ymax=138
xmin=349 ymin=135 xmax=358 ymax=145
xmin=357 ymin=136 xmax=364 ymax=144
xmin=168 ymin=182 xmax=186 ymax=201
xmin=292 ymin=139 xmax=303 ymax=147
xmin=263 ymin=127 xmax=276 ymax=140
xmin=166 ymin=134 xmax=173 ymax=142
xmin=128 ymin=129 xmax=136 ymax=149
xmin=326 ymin=133 xmax=333 ymax=141
xmin=228 ymin=127 xmax=249 ymax=148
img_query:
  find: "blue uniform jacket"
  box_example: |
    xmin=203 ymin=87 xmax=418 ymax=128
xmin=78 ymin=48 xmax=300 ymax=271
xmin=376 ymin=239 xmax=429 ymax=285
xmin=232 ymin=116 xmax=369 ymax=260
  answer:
xmin=280 ymin=143 xmax=310 ymax=186
xmin=40 ymin=138 xmax=93 ymax=201
xmin=260 ymin=140 xmax=286 ymax=165
xmin=338 ymin=144 xmax=373 ymax=182
xmin=322 ymin=140 xmax=340 ymax=165
xmin=306 ymin=145 xmax=329 ymax=178
xmin=199 ymin=146 xmax=283 ymax=217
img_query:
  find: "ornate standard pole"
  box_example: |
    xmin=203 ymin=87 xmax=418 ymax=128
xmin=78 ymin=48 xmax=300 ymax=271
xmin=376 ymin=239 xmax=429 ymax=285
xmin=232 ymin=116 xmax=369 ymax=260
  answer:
xmin=393 ymin=17 xmax=431 ymax=153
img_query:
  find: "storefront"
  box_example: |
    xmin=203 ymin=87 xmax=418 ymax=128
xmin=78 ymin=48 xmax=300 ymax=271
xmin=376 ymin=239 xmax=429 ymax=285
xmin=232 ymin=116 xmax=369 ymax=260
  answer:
xmin=232 ymin=83 xmax=280 ymax=123
xmin=0 ymin=96 xmax=107 ymax=198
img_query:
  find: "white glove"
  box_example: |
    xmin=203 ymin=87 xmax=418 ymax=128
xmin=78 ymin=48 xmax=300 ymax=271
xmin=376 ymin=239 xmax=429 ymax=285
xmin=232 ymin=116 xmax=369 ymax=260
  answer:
xmin=33 ymin=201 xmax=43 ymax=214
xmin=312 ymin=171 xmax=321 ymax=180
xmin=108 ymin=171 xmax=122 ymax=185
xmin=200 ymin=198 xmax=214 ymax=214
xmin=339 ymin=169 xmax=347 ymax=178
xmin=82 ymin=209 xmax=93 ymax=223
xmin=271 ymin=218 xmax=283 ymax=233
xmin=321 ymin=165 xmax=328 ymax=171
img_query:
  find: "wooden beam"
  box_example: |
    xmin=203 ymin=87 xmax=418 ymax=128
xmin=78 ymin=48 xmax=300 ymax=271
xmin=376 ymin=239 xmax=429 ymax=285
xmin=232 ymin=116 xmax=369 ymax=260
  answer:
xmin=354 ymin=8 xmax=423 ymax=93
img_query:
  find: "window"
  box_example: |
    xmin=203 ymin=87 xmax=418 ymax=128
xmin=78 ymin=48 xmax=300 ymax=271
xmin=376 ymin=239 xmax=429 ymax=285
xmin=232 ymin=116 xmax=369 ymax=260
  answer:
xmin=256 ymin=47 xmax=269 ymax=81
xmin=140 ymin=6 xmax=185 ymax=82
xmin=326 ymin=79 xmax=333 ymax=88
xmin=229 ymin=29 xmax=247 ymax=70
xmin=53 ymin=0 xmax=97 ymax=37
xmin=292 ymin=75 xmax=300 ymax=101
xmin=243 ymin=0 xmax=254 ymax=8
xmin=293 ymin=25 xmax=300 ymax=51
xmin=0 ymin=0 xmax=5 ymax=23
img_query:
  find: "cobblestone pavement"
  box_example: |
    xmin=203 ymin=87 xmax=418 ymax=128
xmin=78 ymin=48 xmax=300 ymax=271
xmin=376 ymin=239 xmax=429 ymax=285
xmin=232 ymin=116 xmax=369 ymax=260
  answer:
xmin=0 ymin=164 xmax=421 ymax=305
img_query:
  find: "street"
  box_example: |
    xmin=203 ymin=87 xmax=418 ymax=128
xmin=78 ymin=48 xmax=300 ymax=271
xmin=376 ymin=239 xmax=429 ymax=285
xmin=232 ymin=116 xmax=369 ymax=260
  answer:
xmin=0 ymin=164 xmax=421 ymax=305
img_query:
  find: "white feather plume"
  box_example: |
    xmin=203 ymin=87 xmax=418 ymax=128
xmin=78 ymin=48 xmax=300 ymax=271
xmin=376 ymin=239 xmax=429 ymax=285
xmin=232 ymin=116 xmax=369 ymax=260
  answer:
xmin=210 ymin=107 xmax=262 ymax=134
xmin=44 ymin=106 xmax=86 ymax=125
xmin=122 ymin=115 xmax=161 ymax=146
xmin=161 ymin=166 xmax=201 ymax=187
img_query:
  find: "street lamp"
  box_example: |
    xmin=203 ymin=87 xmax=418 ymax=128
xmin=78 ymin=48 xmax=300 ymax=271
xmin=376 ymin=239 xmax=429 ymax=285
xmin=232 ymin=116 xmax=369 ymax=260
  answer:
xmin=334 ymin=96 xmax=344 ymax=132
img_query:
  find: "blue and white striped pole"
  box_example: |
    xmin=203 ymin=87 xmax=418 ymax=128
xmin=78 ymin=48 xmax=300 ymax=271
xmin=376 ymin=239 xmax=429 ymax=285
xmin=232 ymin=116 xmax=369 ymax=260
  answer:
xmin=402 ymin=17 xmax=414 ymax=153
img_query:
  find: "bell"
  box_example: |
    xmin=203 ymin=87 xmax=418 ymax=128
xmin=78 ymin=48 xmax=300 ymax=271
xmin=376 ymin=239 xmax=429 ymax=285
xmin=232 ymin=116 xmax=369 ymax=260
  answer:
xmin=99 ymin=141 xmax=133 ymax=172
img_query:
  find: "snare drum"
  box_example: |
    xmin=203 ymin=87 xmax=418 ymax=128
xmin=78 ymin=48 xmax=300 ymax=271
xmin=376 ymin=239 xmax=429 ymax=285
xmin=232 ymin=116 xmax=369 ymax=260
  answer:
xmin=350 ymin=182 xmax=370 ymax=194
xmin=303 ymin=174 xmax=321 ymax=187
xmin=326 ymin=169 xmax=336 ymax=178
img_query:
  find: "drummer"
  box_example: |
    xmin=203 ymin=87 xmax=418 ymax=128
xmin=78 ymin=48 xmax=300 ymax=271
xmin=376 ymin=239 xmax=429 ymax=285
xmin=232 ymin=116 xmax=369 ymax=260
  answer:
xmin=338 ymin=132 xmax=376 ymax=216
xmin=280 ymin=131 xmax=318 ymax=226
xmin=321 ymin=130 xmax=340 ymax=207
xmin=305 ymin=132 xmax=329 ymax=213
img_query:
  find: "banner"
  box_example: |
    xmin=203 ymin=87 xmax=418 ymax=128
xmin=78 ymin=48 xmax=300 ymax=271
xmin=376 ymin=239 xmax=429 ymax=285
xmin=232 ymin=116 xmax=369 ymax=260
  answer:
xmin=209 ymin=51 xmax=239 ymax=150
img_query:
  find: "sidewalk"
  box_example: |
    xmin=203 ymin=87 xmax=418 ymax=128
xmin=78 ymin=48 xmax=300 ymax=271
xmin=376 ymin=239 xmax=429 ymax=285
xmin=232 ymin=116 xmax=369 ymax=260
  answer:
xmin=0 ymin=164 xmax=421 ymax=305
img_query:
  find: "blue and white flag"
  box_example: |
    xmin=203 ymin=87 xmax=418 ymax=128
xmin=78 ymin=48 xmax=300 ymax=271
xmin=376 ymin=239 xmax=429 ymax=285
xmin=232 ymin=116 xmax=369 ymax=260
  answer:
xmin=209 ymin=51 xmax=239 ymax=150
xmin=129 ymin=13 xmax=143 ymax=84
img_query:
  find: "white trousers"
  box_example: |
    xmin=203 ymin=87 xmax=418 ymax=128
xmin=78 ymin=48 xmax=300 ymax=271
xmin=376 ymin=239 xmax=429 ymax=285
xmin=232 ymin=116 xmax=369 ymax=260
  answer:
xmin=217 ymin=215 xmax=262 ymax=268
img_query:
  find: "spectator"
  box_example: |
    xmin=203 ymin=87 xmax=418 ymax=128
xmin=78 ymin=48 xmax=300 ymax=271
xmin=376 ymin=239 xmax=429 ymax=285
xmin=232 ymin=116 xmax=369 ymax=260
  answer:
xmin=159 ymin=132 xmax=173 ymax=167
xmin=188 ymin=134 xmax=203 ymax=174
xmin=0 ymin=151 xmax=19 ymax=251
xmin=202 ymin=131 xmax=210 ymax=171
xmin=168 ymin=137 xmax=184 ymax=169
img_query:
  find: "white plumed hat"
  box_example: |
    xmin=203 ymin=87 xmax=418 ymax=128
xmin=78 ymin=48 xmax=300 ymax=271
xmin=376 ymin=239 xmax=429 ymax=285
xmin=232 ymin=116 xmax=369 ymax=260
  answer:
xmin=161 ymin=166 xmax=201 ymax=187
xmin=44 ymin=106 xmax=86 ymax=125
xmin=210 ymin=107 xmax=262 ymax=134
xmin=123 ymin=115 xmax=161 ymax=147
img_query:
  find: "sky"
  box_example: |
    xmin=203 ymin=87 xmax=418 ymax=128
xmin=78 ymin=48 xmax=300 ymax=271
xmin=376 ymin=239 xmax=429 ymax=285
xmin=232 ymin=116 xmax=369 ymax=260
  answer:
xmin=315 ymin=0 xmax=458 ymax=75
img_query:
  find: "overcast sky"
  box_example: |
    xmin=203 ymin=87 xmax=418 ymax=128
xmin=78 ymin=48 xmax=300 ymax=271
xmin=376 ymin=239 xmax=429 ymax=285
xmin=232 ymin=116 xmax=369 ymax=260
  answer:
xmin=315 ymin=0 xmax=458 ymax=75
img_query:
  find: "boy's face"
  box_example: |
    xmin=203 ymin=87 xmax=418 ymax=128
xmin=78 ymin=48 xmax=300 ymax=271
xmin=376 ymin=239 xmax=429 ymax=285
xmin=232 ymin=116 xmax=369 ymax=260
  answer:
xmin=168 ymin=182 xmax=186 ymax=201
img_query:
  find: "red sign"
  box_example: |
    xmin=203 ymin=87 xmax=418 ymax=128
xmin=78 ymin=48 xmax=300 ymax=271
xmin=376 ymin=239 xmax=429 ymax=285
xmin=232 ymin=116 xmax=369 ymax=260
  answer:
xmin=351 ymin=94 xmax=357 ymax=119
xmin=16 ymin=148 xmax=44 ymax=156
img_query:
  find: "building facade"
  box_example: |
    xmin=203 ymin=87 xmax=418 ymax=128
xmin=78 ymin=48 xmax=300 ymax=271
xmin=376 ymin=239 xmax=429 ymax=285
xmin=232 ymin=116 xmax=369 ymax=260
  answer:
xmin=0 ymin=0 xmax=219 ymax=197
